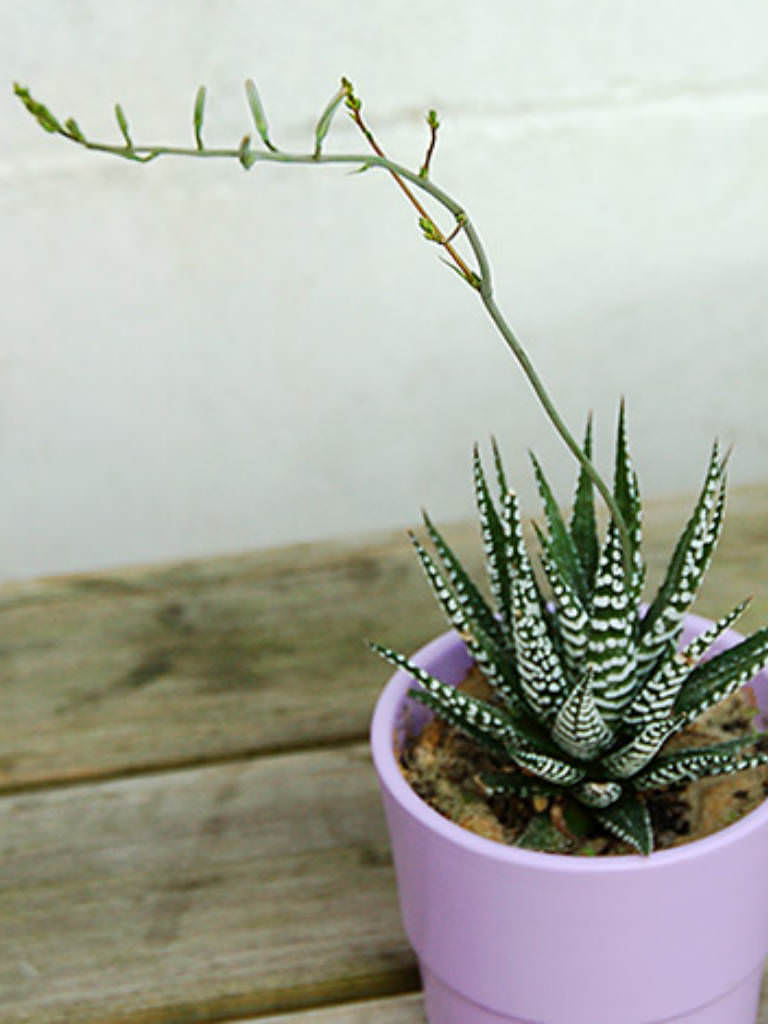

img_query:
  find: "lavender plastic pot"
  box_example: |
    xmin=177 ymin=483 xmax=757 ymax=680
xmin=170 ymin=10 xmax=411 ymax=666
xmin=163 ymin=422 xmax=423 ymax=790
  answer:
xmin=371 ymin=613 xmax=768 ymax=1024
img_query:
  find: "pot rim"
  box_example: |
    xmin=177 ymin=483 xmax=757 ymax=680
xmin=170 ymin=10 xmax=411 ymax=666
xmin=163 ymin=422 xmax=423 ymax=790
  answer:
xmin=370 ymin=621 xmax=768 ymax=874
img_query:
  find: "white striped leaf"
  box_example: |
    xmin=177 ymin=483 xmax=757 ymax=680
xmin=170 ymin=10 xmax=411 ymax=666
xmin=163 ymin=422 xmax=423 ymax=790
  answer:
xmin=569 ymin=415 xmax=599 ymax=593
xmin=511 ymin=576 xmax=568 ymax=721
xmin=540 ymin=547 xmax=589 ymax=680
xmin=370 ymin=643 xmax=525 ymax=751
xmin=573 ymin=780 xmax=623 ymax=808
xmin=408 ymin=532 xmax=518 ymax=703
xmin=624 ymin=599 xmax=750 ymax=728
xmin=612 ymin=401 xmax=645 ymax=600
xmin=633 ymin=736 xmax=768 ymax=791
xmin=600 ymin=716 xmax=685 ymax=779
xmin=594 ymin=791 xmax=653 ymax=854
xmin=637 ymin=444 xmax=725 ymax=675
xmin=509 ymin=747 xmax=585 ymax=786
xmin=673 ymin=625 xmax=768 ymax=725
xmin=530 ymin=451 xmax=586 ymax=601
xmin=421 ymin=510 xmax=504 ymax=645
xmin=587 ymin=521 xmax=638 ymax=724
xmin=552 ymin=672 xmax=614 ymax=760
xmin=473 ymin=445 xmax=511 ymax=628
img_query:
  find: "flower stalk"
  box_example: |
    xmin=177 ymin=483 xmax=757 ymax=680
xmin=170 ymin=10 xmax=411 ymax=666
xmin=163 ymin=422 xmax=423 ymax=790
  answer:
xmin=13 ymin=77 xmax=634 ymax=572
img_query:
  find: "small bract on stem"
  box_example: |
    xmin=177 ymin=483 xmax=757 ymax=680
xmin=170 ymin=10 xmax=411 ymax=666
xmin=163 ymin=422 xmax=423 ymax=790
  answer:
xmin=12 ymin=76 xmax=635 ymax=576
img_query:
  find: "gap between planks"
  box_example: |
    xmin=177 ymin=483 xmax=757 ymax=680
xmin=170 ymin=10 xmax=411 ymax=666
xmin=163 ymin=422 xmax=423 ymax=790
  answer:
xmin=0 ymin=742 xmax=417 ymax=1023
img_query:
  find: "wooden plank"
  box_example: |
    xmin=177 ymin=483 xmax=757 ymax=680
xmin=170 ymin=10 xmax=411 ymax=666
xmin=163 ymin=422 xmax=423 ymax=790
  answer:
xmin=247 ymin=993 xmax=425 ymax=1023
xmin=0 ymin=744 xmax=417 ymax=1024
xmin=0 ymin=528 xmax=467 ymax=790
xmin=231 ymin=979 xmax=768 ymax=1024
xmin=1 ymin=484 xmax=768 ymax=790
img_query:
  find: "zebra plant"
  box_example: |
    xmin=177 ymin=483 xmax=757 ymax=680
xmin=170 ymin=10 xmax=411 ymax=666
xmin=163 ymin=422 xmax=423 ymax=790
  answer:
xmin=372 ymin=406 xmax=768 ymax=854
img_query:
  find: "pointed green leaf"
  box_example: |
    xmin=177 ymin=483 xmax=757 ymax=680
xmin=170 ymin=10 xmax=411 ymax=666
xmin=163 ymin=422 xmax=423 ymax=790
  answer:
xmin=408 ymin=688 xmax=507 ymax=759
xmin=594 ymin=791 xmax=653 ymax=854
xmin=600 ymin=716 xmax=685 ymax=778
xmin=509 ymin=747 xmax=585 ymax=786
xmin=539 ymin=547 xmax=589 ymax=680
xmin=587 ymin=521 xmax=638 ymax=723
xmin=552 ymin=672 xmax=614 ymax=760
xmin=511 ymin=577 xmax=569 ymax=722
xmin=407 ymin=532 xmax=517 ymax=702
xmin=370 ymin=642 xmax=515 ymax=745
xmin=490 ymin=436 xmax=508 ymax=497
xmin=674 ymin=625 xmax=768 ymax=724
xmin=638 ymin=443 xmax=725 ymax=670
xmin=421 ymin=511 xmax=503 ymax=644
xmin=613 ymin=400 xmax=645 ymax=598
xmin=530 ymin=452 xmax=586 ymax=600
xmin=633 ymin=736 xmax=768 ymax=790
xmin=570 ymin=414 xmax=599 ymax=590
xmin=625 ymin=599 xmax=751 ymax=728
xmin=473 ymin=445 xmax=511 ymax=628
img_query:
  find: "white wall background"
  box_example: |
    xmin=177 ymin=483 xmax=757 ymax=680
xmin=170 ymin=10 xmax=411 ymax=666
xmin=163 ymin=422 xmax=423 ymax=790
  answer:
xmin=2 ymin=1 xmax=768 ymax=582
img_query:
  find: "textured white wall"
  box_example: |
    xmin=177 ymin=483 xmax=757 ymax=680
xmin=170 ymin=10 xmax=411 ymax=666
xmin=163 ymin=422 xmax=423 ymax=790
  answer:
xmin=3 ymin=2 xmax=768 ymax=581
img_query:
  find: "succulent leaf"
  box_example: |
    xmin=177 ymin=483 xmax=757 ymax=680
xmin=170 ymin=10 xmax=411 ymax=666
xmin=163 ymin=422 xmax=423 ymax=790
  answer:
xmin=530 ymin=452 xmax=586 ymax=601
xmin=594 ymin=791 xmax=653 ymax=854
xmin=421 ymin=510 xmax=503 ymax=645
xmin=624 ymin=599 xmax=751 ymax=727
xmin=473 ymin=446 xmax=511 ymax=628
xmin=478 ymin=771 xmax=563 ymax=800
xmin=569 ymin=415 xmax=599 ymax=590
xmin=509 ymin=747 xmax=585 ymax=786
xmin=540 ymin=548 xmax=589 ymax=680
xmin=573 ymin=780 xmax=623 ymax=808
xmin=600 ymin=716 xmax=685 ymax=778
xmin=408 ymin=531 xmax=518 ymax=702
xmin=633 ymin=736 xmax=768 ymax=790
xmin=613 ymin=401 xmax=645 ymax=599
xmin=511 ymin=577 xmax=569 ymax=720
xmin=587 ymin=522 xmax=637 ymax=724
xmin=638 ymin=443 xmax=725 ymax=673
xmin=673 ymin=625 xmax=768 ymax=724
xmin=593 ymin=790 xmax=651 ymax=856
xmin=371 ymin=643 xmax=516 ymax=747
xmin=551 ymin=672 xmax=614 ymax=760
xmin=408 ymin=688 xmax=508 ymax=759
xmin=490 ymin=435 xmax=508 ymax=496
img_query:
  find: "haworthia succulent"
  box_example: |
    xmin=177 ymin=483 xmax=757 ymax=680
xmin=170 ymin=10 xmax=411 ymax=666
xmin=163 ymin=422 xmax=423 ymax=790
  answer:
xmin=374 ymin=410 xmax=768 ymax=853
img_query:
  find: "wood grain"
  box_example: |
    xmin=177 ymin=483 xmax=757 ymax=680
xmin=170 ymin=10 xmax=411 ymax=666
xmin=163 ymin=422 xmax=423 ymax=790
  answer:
xmin=0 ymin=744 xmax=417 ymax=1024
xmin=2 ymin=484 xmax=767 ymax=792
xmin=248 ymin=993 xmax=426 ymax=1023
xmin=239 ymin=982 xmax=768 ymax=1024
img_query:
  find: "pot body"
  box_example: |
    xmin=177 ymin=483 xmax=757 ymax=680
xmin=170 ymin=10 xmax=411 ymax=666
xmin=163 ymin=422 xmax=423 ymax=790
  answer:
xmin=370 ymin=616 xmax=768 ymax=1024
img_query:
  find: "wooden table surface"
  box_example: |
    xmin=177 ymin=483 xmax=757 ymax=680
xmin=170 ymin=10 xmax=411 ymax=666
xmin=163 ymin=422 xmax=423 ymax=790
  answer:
xmin=3 ymin=484 xmax=768 ymax=1024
